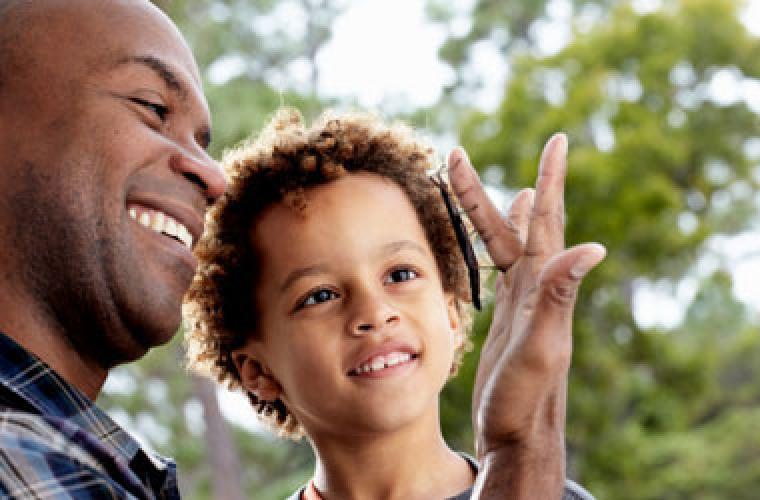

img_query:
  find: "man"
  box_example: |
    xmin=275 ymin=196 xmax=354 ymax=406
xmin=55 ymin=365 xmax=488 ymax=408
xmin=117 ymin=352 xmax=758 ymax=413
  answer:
xmin=0 ymin=0 xmax=603 ymax=498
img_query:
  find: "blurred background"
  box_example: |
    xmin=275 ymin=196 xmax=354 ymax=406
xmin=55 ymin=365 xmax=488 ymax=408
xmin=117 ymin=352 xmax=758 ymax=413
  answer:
xmin=97 ymin=0 xmax=760 ymax=498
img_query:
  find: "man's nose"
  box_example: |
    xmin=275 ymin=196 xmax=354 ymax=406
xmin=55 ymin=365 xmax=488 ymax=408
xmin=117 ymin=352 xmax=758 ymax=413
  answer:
xmin=170 ymin=145 xmax=226 ymax=203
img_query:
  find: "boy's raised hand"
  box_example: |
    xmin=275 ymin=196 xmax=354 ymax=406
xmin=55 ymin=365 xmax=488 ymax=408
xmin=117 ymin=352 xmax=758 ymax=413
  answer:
xmin=448 ymin=135 xmax=605 ymax=499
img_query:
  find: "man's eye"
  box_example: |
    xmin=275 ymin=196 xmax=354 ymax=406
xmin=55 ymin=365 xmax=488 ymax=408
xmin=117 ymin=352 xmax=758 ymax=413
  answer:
xmin=386 ymin=268 xmax=418 ymax=284
xmin=300 ymin=288 xmax=340 ymax=308
xmin=130 ymin=97 xmax=169 ymax=122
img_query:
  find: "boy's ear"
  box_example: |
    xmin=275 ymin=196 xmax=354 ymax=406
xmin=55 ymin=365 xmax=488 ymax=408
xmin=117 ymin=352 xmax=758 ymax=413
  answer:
xmin=232 ymin=348 xmax=283 ymax=402
xmin=446 ymin=293 xmax=461 ymax=329
xmin=445 ymin=294 xmax=464 ymax=349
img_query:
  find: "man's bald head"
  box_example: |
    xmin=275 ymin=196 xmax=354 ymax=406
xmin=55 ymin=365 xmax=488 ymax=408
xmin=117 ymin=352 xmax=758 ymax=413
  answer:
xmin=0 ymin=0 xmax=197 ymax=94
xmin=0 ymin=0 xmax=27 ymax=89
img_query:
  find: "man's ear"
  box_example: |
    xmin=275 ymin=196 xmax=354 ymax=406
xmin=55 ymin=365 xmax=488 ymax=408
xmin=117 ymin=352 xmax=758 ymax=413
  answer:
xmin=232 ymin=346 xmax=282 ymax=402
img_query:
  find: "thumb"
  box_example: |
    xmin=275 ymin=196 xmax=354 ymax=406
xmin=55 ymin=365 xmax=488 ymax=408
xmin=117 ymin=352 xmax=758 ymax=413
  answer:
xmin=530 ymin=243 xmax=606 ymax=344
xmin=539 ymin=243 xmax=606 ymax=305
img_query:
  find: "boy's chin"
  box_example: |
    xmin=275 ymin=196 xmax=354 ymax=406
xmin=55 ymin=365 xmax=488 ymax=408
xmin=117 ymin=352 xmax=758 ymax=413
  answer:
xmin=336 ymin=400 xmax=439 ymax=436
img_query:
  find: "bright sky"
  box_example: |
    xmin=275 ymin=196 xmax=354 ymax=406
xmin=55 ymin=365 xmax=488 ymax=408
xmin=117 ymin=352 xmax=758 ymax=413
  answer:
xmin=316 ymin=0 xmax=456 ymax=111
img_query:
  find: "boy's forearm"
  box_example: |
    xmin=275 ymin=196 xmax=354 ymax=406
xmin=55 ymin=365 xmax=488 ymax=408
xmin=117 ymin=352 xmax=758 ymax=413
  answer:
xmin=471 ymin=435 xmax=565 ymax=500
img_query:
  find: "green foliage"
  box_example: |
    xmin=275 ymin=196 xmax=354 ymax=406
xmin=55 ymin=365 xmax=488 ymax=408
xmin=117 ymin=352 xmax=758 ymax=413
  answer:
xmin=442 ymin=0 xmax=760 ymax=496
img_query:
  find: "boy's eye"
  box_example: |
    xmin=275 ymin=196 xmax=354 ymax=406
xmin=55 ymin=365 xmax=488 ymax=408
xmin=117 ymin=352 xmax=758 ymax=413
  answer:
xmin=130 ymin=97 xmax=169 ymax=122
xmin=299 ymin=288 xmax=340 ymax=309
xmin=386 ymin=268 xmax=418 ymax=284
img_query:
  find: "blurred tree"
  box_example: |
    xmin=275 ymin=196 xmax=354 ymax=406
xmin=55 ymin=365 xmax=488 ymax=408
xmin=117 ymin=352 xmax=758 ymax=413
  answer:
xmin=422 ymin=0 xmax=620 ymax=129
xmin=438 ymin=0 xmax=760 ymax=497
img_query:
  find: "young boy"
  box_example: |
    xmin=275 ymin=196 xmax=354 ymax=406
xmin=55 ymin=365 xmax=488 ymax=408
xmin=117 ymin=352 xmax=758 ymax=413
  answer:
xmin=183 ymin=109 xmax=592 ymax=499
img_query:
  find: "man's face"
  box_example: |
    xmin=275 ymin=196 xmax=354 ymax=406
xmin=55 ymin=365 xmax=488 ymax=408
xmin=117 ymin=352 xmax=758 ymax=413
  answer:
xmin=0 ymin=1 xmax=225 ymax=365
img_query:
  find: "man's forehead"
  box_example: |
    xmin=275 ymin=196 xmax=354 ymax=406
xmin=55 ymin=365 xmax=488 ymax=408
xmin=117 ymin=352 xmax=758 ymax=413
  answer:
xmin=76 ymin=1 xmax=208 ymax=113
xmin=6 ymin=1 xmax=197 ymax=71
xmin=83 ymin=1 xmax=212 ymax=135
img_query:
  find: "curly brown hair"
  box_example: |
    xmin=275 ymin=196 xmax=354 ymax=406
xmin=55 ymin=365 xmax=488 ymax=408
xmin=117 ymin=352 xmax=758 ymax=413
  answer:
xmin=184 ymin=108 xmax=474 ymax=439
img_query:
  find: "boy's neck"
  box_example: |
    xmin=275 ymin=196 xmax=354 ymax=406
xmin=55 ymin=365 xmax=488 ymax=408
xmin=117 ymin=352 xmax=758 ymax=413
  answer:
xmin=308 ymin=409 xmax=475 ymax=500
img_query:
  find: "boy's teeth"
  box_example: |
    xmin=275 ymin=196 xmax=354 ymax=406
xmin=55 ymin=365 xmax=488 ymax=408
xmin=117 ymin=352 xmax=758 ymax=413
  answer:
xmin=129 ymin=206 xmax=193 ymax=249
xmin=371 ymin=357 xmax=386 ymax=371
xmin=355 ymin=351 xmax=414 ymax=375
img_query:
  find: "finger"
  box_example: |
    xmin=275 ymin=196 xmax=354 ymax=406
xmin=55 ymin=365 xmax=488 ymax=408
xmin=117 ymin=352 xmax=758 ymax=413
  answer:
xmin=505 ymin=188 xmax=535 ymax=248
xmin=448 ymin=147 xmax=522 ymax=269
xmin=525 ymin=133 xmax=568 ymax=259
xmin=529 ymin=242 xmax=606 ymax=351
xmin=539 ymin=242 xmax=605 ymax=308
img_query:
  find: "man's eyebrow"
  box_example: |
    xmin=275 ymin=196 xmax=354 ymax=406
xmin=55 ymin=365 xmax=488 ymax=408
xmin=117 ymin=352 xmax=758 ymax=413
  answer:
xmin=119 ymin=55 xmax=213 ymax=149
xmin=279 ymin=265 xmax=329 ymax=293
xmin=118 ymin=55 xmax=187 ymax=100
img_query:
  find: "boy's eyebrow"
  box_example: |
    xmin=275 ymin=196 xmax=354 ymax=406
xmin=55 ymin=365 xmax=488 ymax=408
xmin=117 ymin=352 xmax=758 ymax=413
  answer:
xmin=280 ymin=265 xmax=329 ymax=293
xmin=377 ymin=240 xmax=429 ymax=258
xmin=279 ymin=241 xmax=428 ymax=292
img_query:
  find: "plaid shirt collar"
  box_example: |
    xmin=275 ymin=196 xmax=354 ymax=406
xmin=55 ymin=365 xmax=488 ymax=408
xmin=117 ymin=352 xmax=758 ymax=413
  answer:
xmin=0 ymin=332 xmax=172 ymax=484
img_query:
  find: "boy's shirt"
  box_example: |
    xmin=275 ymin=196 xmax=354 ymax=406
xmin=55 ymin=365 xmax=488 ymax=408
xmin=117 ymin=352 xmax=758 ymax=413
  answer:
xmin=291 ymin=453 xmax=596 ymax=500
xmin=0 ymin=332 xmax=179 ymax=499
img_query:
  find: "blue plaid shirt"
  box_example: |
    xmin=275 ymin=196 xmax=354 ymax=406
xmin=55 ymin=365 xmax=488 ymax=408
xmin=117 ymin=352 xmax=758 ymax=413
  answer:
xmin=0 ymin=333 xmax=179 ymax=499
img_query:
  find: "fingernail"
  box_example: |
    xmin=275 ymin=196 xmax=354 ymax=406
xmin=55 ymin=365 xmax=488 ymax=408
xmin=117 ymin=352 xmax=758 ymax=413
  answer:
xmin=555 ymin=132 xmax=568 ymax=156
xmin=460 ymin=147 xmax=471 ymax=164
xmin=449 ymin=148 xmax=469 ymax=181
xmin=450 ymin=147 xmax=468 ymax=169
xmin=539 ymin=133 xmax=567 ymax=175
xmin=570 ymin=244 xmax=606 ymax=279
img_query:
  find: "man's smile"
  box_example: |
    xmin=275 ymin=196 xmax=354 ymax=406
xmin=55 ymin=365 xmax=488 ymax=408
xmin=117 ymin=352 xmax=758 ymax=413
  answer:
xmin=127 ymin=203 xmax=200 ymax=270
xmin=128 ymin=204 xmax=193 ymax=248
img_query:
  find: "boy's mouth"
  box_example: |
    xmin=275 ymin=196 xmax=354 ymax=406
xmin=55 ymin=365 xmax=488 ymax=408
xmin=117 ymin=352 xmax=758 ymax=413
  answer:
xmin=347 ymin=351 xmax=420 ymax=376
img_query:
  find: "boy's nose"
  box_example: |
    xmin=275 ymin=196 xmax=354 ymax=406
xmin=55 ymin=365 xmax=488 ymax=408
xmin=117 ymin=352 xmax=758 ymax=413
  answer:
xmin=348 ymin=300 xmax=400 ymax=336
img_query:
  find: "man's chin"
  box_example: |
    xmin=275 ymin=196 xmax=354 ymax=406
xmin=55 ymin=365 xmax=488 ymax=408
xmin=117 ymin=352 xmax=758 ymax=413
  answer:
xmin=104 ymin=301 xmax=184 ymax=365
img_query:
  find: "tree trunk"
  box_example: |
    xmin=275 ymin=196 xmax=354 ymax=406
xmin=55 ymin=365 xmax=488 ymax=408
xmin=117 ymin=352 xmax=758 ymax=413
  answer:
xmin=192 ymin=375 xmax=246 ymax=500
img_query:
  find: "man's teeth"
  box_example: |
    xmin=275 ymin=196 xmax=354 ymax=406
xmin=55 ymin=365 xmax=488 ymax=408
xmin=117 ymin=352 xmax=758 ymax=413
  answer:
xmin=355 ymin=352 xmax=413 ymax=375
xmin=129 ymin=206 xmax=193 ymax=249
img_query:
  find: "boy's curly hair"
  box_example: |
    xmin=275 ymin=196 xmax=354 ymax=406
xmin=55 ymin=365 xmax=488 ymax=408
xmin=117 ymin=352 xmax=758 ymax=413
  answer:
xmin=184 ymin=108 xmax=474 ymax=439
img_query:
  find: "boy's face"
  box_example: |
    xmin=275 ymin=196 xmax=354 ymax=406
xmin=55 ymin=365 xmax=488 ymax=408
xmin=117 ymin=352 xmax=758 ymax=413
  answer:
xmin=238 ymin=172 xmax=461 ymax=437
